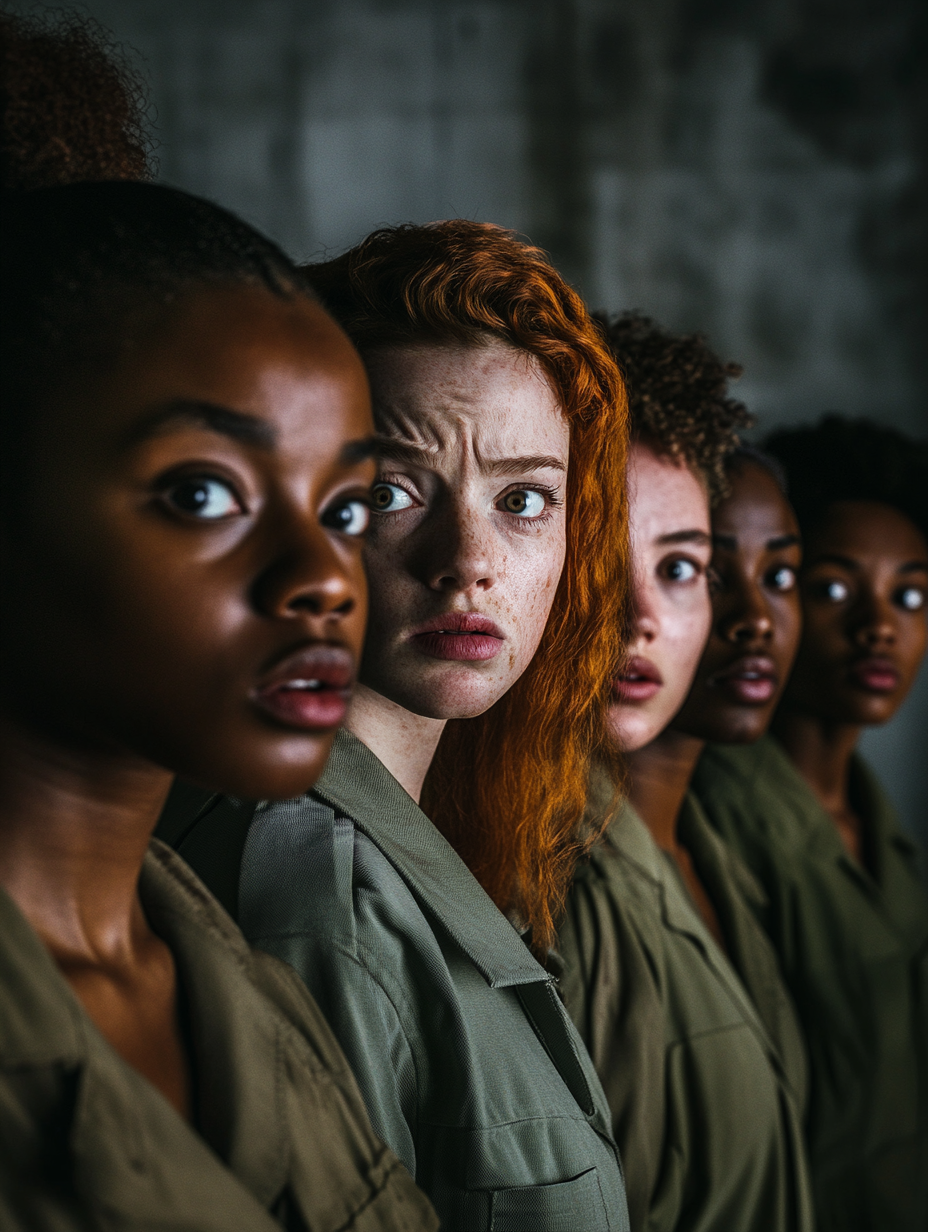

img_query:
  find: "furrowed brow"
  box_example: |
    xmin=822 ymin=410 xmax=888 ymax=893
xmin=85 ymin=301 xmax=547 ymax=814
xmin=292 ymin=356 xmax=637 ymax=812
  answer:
xmin=123 ymin=400 xmax=276 ymax=451
xmin=483 ymin=455 xmax=567 ymax=478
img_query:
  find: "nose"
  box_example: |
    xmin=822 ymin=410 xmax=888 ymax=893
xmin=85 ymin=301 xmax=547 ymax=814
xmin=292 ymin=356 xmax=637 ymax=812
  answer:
xmin=630 ymin=568 xmax=659 ymax=643
xmin=851 ymin=587 xmax=897 ymax=650
xmin=719 ymin=578 xmax=773 ymax=645
xmin=252 ymin=513 xmax=359 ymax=623
xmin=413 ymin=494 xmax=496 ymax=595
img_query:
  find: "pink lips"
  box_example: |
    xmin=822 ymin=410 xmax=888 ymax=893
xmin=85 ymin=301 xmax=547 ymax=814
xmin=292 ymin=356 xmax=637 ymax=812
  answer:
xmin=712 ymin=655 xmax=778 ymax=706
xmin=409 ymin=612 xmax=505 ymax=662
xmin=849 ymin=656 xmax=900 ymax=694
xmin=612 ymin=656 xmax=663 ymax=702
xmin=252 ymin=644 xmax=354 ymax=730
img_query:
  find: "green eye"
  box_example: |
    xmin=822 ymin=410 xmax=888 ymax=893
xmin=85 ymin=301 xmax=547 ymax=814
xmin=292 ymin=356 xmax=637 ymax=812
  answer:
xmin=500 ymin=489 xmax=546 ymax=517
xmin=371 ymin=483 xmax=414 ymax=513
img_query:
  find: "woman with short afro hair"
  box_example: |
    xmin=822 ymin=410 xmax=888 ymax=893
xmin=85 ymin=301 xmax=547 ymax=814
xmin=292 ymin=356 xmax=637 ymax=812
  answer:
xmin=558 ymin=312 xmax=815 ymax=1232
xmin=695 ymin=414 xmax=928 ymax=1232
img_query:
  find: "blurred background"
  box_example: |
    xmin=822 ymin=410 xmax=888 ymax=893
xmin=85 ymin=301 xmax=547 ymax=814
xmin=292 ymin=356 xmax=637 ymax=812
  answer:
xmin=12 ymin=0 xmax=928 ymax=843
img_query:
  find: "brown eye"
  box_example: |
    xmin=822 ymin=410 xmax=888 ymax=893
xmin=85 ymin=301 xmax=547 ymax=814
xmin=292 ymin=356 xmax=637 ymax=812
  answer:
xmin=769 ymin=566 xmax=796 ymax=592
xmin=166 ymin=477 xmax=241 ymax=520
xmin=823 ymin=579 xmax=850 ymax=603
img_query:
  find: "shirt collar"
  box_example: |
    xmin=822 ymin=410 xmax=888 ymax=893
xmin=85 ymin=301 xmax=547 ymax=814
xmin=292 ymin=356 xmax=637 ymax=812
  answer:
xmin=313 ymin=729 xmax=547 ymax=990
xmin=0 ymin=883 xmax=85 ymax=1067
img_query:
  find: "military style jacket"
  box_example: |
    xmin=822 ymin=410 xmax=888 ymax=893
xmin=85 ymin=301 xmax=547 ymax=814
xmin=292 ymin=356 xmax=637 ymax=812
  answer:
xmin=0 ymin=840 xmax=437 ymax=1232
xmin=173 ymin=729 xmax=631 ymax=1232
xmin=694 ymin=736 xmax=928 ymax=1232
xmin=558 ymin=784 xmax=813 ymax=1232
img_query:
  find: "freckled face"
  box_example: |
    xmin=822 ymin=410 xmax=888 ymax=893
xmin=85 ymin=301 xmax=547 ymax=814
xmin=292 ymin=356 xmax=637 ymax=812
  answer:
xmin=0 ymin=285 xmax=375 ymax=800
xmin=608 ymin=442 xmax=713 ymax=752
xmin=359 ymin=341 xmax=569 ymax=719
xmin=781 ymin=500 xmax=928 ymax=726
xmin=672 ymin=461 xmax=803 ymax=743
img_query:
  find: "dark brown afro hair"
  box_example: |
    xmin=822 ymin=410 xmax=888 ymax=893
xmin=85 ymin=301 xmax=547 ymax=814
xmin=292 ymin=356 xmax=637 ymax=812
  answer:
xmin=594 ymin=310 xmax=753 ymax=502
xmin=0 ymin=9 xmax=153 ymax=192
xmin=765 ymin=415 xmax=928 ymax=543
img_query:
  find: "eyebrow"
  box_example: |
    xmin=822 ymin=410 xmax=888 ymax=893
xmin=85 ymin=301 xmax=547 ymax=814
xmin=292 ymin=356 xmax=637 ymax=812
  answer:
xmin=122 ymin=400 xmax=277 ymax=451
xmin=712 ymin=532 xmax=802 ymax=552
xmin=656 ymin=529 xmax=712 ymax=547
xmin=374 ymin=437 xmax=566 ymax=475
xmin=809 ymin=553 xmax=928 ymax=574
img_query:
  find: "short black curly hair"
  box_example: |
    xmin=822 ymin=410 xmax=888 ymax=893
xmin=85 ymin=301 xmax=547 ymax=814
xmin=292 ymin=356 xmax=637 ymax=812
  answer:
xmin=0 ymin=9 xmax=153 ymax=191
xmin=765 ymin=415 xmax=928 ymax=542
xmin=593 ymin=310 xmax=752 ymax=502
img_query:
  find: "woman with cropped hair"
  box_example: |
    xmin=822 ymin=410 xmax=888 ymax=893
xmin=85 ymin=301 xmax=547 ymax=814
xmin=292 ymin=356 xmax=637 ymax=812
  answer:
xmin=169 ymin=220 xmax=632 ymax=1230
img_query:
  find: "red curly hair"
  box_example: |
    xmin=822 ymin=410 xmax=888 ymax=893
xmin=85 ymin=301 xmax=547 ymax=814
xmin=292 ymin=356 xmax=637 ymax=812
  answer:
xmin=307 ymin=222 xmax=628 ymax=952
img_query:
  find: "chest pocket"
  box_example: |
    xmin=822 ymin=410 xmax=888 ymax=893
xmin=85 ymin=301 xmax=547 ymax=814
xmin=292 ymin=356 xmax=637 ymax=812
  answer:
xmin=451 ymin=1167 xmax=609 ymax=1231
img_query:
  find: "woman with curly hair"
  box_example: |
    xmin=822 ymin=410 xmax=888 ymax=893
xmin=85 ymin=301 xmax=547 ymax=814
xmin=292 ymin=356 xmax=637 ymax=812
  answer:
xmin=558 ymin=313 xmax=815 ymax=1232
xmin=694 ymin=415 xmax=928 ymax=1232
xmin=168 ymin=220 xmax=632 ymax=1230
xmin=0 ymin=9 xmax=153 ymax=189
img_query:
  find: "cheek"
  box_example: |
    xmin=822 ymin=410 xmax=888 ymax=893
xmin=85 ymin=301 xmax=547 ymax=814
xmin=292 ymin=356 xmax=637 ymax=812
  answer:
xmin=501 ymin=529 xmax=567 ymax=658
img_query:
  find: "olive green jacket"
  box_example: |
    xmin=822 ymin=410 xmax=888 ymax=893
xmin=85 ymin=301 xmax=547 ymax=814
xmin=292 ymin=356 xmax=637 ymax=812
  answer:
xmin=0 ymin=840 xmax=437 ymax=1232
xmin=173 ymin=729 xmax=631 ymax=1232
xmin=694 ymin=736 xmax=928 ymax=1232
xmin=558 ymin=786 xmax=813 ymax=1232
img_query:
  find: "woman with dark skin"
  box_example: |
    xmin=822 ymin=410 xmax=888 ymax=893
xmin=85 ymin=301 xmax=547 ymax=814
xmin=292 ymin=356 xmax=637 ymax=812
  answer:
xmin=695 ymin=416 xmax=928 ymax=1232
xmin=0 ymin=183 xmax=436 ymax=1231
xmin=559 ymin=317 xmax=813 ymax=1232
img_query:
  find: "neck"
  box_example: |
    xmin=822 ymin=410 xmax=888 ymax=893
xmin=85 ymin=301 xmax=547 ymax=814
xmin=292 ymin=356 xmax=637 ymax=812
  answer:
xmin=771 ymin=706 xmax=861 ymax=816
xmin=626 ymin=728 xmax=705 ymax=853
xmin=0 ymin=714 xmax=172 ymax=962
xmin=345 ymin=683 xmax=446 ymax=803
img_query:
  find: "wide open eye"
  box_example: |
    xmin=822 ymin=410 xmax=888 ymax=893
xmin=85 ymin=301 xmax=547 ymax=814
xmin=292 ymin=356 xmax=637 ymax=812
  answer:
xmin=665 ymin=557 xmax=700 ymax=583
xmin=824 ymin=579 xmax=850 ymax=603
xmin=321 ymin=497 xmax=370 ymax=537
xmin=165 ymin=477 xmax=242 ymax=520
xmin=499 ymin=489 xmax=546 ymax=517
xmin=898 ymin=585 xmax=925 ymax=612
xmin=371 ymin=482 xmax=415 ymax=513
xmin=769 ymin=565 xmax=797 ymax=592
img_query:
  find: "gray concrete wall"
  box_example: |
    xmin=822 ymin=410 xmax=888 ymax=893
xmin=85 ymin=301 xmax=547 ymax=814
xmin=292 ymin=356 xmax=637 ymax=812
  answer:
xmin=16 ymin=0 xmax=927 ymax=843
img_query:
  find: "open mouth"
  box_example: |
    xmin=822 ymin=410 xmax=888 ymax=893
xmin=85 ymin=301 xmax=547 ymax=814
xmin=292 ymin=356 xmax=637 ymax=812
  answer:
xmin=712 ymin=657 xmax=778 ymax=706
xmin=252 ymin=645 xmax=354 ymax=731
xmin=611 ymin=656 xmax=662 ymax=703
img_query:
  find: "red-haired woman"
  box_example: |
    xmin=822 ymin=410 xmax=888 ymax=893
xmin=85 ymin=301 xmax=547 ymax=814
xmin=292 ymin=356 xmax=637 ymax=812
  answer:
xmin=169 ymin=221 xmax=631 ymax=1230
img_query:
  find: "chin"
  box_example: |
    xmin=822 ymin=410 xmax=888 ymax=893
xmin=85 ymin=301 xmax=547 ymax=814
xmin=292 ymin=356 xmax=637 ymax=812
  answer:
xmin=606 ymin=706 xmax=663 ymax=755
xmin=163 ymin=729 xmax=338 ymax=802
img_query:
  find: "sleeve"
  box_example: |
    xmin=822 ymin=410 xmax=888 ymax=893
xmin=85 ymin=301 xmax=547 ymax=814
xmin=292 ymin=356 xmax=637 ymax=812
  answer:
xmin=238 ymin=801 xmax=423 ymax=1180
xmin=557 ymin=858 xmax=665 ymax=1232
xmin=266 ymin=932 xmax=420 ymax=1179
